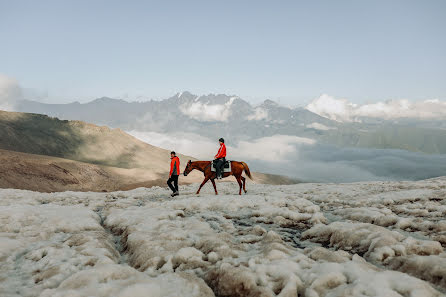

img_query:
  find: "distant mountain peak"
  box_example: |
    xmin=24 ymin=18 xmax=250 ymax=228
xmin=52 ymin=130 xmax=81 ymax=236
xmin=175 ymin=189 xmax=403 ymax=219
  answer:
xmin=90 ymin=97 xmax=127 ymax=104
xmin=262 ymin=99 xmax=279 ymax=107
xmin=175 ymin=91 xmax=192 ymax=97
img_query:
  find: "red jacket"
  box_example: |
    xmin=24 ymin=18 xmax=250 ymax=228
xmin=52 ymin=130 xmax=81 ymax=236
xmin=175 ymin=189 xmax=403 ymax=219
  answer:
xmin=170 ymin=156 xmax=180 ymax=176
xmin=215 ymin=143 xmax=226 ymax=159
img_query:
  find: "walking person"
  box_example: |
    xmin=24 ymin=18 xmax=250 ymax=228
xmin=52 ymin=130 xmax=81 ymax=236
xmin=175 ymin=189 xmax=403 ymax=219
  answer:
xmin=167 ymin=151 xmax=180 ymax=196
xmin=214 ymin=138 xmax=226 ymax=179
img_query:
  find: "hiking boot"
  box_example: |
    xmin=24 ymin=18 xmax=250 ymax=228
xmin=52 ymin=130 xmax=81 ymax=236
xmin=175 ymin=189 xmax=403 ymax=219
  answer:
xmin=172 ymin=191 xmax=179 ymax=197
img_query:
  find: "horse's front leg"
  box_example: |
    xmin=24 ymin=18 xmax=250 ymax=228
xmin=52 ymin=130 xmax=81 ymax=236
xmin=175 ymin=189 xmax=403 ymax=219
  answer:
xmin=211 ymin=179 xmax=218 ymax=195
xmin=196 ymin=176 xmax=210 ymax=194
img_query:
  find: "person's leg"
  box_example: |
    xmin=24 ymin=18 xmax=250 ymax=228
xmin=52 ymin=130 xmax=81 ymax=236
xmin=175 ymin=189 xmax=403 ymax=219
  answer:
xmin=167 ymin=177 xmax=175 ymax=192
xmin=173 ymin=175 xmax=179 ymax=193
xmin=218 ymin=158 xmax=226 ymax=179
xmin=214 ymin=159 xmax=220 ymax=179
xmin=217 ymin=158 xmax=223 ymax=179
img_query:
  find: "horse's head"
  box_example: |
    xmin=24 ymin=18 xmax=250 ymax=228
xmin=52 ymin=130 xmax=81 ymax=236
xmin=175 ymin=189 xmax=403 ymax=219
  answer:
xmin=183 ymin=160 xmax=193 ymax=176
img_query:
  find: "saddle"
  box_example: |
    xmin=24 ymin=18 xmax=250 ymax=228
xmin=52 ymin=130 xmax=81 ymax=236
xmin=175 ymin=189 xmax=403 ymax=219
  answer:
xmin=211 ymin=160 xmax=231 ymax=172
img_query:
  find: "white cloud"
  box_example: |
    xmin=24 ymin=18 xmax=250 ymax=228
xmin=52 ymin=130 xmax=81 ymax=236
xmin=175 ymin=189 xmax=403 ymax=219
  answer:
xmin=129 ymin=131 xmax=314 ymax=162
xmin=127 ymin=131 xmax=216 ymax=159
xmin=306 ymin=94 xmax=446 ymax=122
xmin=179 ymin=97 xmax=236 ymax=122
xmin=306 ymin=94 xmax=357 ymax=122
xmin=130 ymin=131 xmax=316 ymax=163
xmin=247 ymin=108 xmax=268 ymax=121
xmin=232 ymin=135 xmax=315 ymax=162
xmin=0 ymin=74 xmax=22 ymax=111
xmin=306 ymin=122 xmax=336 ymax=131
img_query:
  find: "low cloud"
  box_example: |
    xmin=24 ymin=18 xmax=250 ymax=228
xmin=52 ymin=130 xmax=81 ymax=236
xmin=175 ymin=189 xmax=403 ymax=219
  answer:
xmin=232 ymin=135 xmax=315 ymax=162
xmin=129 ymin=130 xmax=446 ymax=182
xmin=306 ymin=94 xmax=446 ymax=122
xmin=0 ymin=74 xmax=23 ymax=111
xmin=291 ymin=145 xmax=446 ymax=182
xmin=129 ymin=131 xmax=315 ymax=163
xmin=179 ymin=97 xmax=236 ymax=122
xmin=128 ymin=131 xmax=216 ymax=159
xmin=247 ymin=108 xmax=268 ymax=121
xmin=306 ymin=122 xmax=336 ymax=131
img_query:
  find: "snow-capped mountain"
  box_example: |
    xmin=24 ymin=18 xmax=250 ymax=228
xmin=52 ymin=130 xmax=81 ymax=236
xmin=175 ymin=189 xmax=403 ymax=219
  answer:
xmin=16 ymin=92 xmax=338 ymax=141
xmin=15 ymin=92 xmax=446 ymax=154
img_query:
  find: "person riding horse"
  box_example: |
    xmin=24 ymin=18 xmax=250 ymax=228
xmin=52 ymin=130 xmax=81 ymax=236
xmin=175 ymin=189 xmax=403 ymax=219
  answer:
xmin=214 ymin=138 xmax=226 ymax=179
xmin=178 ymin=137 xmax=252 ymax=196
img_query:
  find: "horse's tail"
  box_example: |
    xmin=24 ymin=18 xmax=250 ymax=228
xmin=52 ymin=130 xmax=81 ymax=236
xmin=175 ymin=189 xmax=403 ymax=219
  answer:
xmin=241 ymin=162 xmax=253 ymax=180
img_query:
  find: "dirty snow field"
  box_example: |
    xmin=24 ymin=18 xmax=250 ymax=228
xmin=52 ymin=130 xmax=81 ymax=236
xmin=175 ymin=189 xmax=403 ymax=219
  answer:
xmin=1 ymin=178 xmax=446 ymax=297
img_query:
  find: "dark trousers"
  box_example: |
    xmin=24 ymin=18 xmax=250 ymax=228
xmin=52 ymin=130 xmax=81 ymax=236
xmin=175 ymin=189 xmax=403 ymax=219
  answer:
xmin=215 ymin=157 xmax=226 ymax=178
xmin=167 ymin=175 xmax=179 ymax=193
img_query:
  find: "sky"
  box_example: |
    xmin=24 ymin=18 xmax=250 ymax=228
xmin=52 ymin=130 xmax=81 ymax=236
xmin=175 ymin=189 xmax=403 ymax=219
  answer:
xmin=1 ymin=0 xmax=445 ymax=105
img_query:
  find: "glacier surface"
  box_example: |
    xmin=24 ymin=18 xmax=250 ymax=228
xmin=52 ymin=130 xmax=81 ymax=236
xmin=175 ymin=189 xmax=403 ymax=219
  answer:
xmin=1 ymin=178 xmax=446 ymax=296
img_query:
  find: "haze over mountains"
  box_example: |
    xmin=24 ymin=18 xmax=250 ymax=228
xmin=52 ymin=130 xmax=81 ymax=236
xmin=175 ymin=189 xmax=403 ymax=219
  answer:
xmin=12 ymin=92 xmax=446 ymax=182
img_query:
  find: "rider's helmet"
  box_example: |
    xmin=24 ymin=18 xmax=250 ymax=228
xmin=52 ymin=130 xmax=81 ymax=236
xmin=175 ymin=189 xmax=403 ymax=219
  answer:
xmin=219 ymin=138 xmax=224 ymax=143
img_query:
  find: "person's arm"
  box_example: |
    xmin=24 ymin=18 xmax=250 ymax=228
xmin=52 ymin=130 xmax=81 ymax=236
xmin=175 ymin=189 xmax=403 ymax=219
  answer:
xmin=215 ymin=145 xmax=222 ymax=159
xmin=169 ymin=160 xmax=174 ymax=177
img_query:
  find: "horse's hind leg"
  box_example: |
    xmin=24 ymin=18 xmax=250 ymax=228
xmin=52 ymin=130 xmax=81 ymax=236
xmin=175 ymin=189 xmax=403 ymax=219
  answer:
xmin=211 ymin=179 xmax=218 ymax=195
xmin=241 ymin=176 xmax=247 ymax=193
xmin=197 ymin=177 xmax=210 ymax=194
xmin=236 ymin=176 xmax=242 ymax=195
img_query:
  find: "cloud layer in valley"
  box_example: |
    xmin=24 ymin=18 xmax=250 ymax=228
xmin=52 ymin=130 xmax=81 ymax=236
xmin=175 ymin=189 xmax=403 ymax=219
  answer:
xmin=307 ymin=94 xmax=446 ymax=122
xmin=129 ymin=131 xmax=446 ymax=183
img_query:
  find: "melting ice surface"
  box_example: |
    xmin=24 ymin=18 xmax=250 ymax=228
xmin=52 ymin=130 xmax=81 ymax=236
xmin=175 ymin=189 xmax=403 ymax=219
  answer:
xmin=1 ymin=178 xmax=446 ymax=297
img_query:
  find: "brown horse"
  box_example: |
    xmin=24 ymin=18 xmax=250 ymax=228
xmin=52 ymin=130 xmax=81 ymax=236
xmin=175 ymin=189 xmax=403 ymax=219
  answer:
xmin=183 ymin=160 xmax=252 ymax=195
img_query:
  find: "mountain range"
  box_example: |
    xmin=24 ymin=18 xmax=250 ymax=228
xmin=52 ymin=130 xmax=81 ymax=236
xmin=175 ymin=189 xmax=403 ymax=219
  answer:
xmin=15 ymin=92 xmax=446 ymax=154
